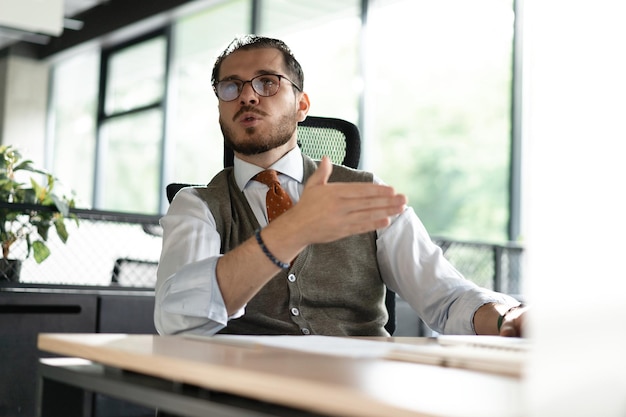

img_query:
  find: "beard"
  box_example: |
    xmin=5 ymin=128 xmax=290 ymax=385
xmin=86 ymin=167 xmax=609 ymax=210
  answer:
xmin=220 ymin=109 xmax=298 ymax=156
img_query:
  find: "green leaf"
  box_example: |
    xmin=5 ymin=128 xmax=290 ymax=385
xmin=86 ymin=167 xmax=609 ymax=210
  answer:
xmin=50 ymin=193 xmax=70 ymax=217
xmin=30 ymin=177 xmax=47 ymax=203
xmin=13 ymin=159 xmax=32 ymax=169
xmin=32 ymin=240 xmax=51 ymax=263
xmin=54 ymin=218 xmax=69 ymax=243
xmin=36 ymin=222 xmax=50 ymax=241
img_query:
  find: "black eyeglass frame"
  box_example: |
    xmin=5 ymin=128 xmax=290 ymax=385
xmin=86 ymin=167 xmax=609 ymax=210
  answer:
xmin=213 ymin=73 xmax=302 ymax=102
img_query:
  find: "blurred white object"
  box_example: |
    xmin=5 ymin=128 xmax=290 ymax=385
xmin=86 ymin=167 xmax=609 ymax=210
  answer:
xmin=522 ymin=0 xmax=626 ymax=416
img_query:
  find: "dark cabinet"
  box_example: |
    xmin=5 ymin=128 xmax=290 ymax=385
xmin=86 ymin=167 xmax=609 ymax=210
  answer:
xmin=98 ymin=295 xmax=156 ymax=334
xmin=0 ymin=288 xmax=156 ymax=417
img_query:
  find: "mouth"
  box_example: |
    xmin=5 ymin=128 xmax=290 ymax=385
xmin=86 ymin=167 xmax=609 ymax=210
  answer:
xmin=238 ymin=113 xmax=261 ymax=128
xmin=239 ymin=113 xmax=259 ymax=122
xmin=234 ymin=106 xmax=268 ymax=125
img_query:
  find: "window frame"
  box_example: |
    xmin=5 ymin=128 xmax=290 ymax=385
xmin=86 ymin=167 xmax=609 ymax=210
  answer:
xmin=93 ymin=28 xmax=172 ymax=211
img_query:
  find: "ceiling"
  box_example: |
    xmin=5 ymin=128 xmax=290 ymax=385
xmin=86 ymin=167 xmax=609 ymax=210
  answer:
xmin=0 ymin=0 xmax=108 ymax=51
xmin=1 ymin=0 xmax=198 ymax=59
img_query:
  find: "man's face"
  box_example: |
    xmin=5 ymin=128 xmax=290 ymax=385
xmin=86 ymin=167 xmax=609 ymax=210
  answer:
xmin=216 ymin=48 xmax=307 ymax=156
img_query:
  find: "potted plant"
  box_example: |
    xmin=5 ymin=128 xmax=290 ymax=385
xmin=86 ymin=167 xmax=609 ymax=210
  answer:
xmin=0 ymin=145 xmax=78 ymax=281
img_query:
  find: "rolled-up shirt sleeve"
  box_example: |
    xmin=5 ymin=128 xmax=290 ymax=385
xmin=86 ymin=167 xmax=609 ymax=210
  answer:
xmin=377 ymin=206 xmax=519 ymax=335
xmin=154 ymin=188 xmax=244 ymax=335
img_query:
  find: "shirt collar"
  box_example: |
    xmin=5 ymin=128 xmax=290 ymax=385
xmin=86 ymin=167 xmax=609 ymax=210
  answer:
xmin=234 ymin=146 xmax=305 ymax=190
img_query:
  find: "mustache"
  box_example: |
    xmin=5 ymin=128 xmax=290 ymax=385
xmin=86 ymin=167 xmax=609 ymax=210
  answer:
xmin=233 ymin=106 xmax=268 ymax=121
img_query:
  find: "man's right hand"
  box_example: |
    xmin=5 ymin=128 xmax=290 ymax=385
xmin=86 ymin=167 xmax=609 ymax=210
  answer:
xmin=273 ymin=156 xmax=407 ymax=246
xmin=217 ymin=156 xmax=406 ymax=314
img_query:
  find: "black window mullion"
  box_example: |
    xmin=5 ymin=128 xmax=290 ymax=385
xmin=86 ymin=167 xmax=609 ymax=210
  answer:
xmin=93 ymin=47 xmax=110 ymax=208
xmin=158 ymin=24 xmax=174 ymax=214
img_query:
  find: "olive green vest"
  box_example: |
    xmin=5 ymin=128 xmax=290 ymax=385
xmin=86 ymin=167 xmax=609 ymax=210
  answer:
xmin=196 ymin=155 xmax=387 ymax=336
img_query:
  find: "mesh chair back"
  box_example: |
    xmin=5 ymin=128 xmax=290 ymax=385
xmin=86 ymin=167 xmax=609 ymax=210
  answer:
xmin=223 ymin=116 xmax=361 ymax=169
xmin=295 ymin=116 xmax=360 ymax=169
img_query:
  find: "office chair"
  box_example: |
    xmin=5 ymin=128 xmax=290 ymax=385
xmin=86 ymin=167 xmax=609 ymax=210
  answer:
xmin=111 ymin=257 xmax=158 ymax=287
xmin=166 ymin=115 xmax=396 ymax=335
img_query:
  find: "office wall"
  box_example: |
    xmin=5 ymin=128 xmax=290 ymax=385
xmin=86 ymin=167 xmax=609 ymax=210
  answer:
xmin=0 ymin=53 xmax=48 ymax=163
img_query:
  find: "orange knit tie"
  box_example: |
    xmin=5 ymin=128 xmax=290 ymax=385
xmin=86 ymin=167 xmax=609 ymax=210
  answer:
xmin=253 ymin=169 xmax=293 ymax=222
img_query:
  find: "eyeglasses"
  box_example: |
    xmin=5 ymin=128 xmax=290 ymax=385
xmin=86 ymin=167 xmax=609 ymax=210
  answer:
xmin=213 ymin=74 xmax=302 ymax=102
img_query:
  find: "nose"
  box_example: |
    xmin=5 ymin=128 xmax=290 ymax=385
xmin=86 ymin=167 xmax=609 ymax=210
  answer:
xmin=239 ymin=81 xmax=258 ymax=105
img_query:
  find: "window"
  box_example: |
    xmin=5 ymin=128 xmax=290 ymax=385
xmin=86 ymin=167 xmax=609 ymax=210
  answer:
xmin=165 ymin=0 xmax=251 ymax=188
xmin=47 ymin=0 xmax=517 ymax=242
xmin=49 ymin=51 xmax=99 ymax=208
xmin=259 ymin=0 xmax=362 ymax=122
xmin=366 ymin=0 xmax=515 ymax=241
xmin=97 ymin=34 xmax=167 ymax=213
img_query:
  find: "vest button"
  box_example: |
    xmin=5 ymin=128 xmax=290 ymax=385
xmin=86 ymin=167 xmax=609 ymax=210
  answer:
xmin=301 ymin=328 xmax=311 ymax=335
xmin=287 ymin=274 xmax=296 ymax=282
xmin=290 ymin=307 xmax=300 ymax=316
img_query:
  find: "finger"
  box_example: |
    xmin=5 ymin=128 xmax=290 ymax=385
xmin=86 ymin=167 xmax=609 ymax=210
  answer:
xmin=499 ymin=315 xmax=523 ymax=337
xmin=336 ymin=202 xmax=406 ymax=226
xmin=324 ymin=183 xmax=405 ymax=200
xmin=499 ymin=320 xmax=511 ymax=336
xmin=346 ymin=194 xmax=407 ymax=212
xmin=337 ymin=217 xmax=394 ymax=236
xmin=322 ymin=191 xmax=406 ymax=217
xmin=306 ymin=156 xmax=332 ymax=188
xmin=345 ymin=204 xmax=405 ymax=225
xmin=322 ymin=199 xmax=405 ymax=235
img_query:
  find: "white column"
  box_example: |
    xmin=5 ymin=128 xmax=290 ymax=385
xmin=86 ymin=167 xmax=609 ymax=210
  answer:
xmin=0 ymin=53 xmax=50 ymax=166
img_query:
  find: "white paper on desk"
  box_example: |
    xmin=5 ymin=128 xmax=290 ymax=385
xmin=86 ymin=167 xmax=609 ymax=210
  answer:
xmin=187 ymin=334 xmax=401 ymax=358
xmin=186 ymin=334 xmax=527 ymax=376
xmin=387 ymin=337 xmax=528 ymax=377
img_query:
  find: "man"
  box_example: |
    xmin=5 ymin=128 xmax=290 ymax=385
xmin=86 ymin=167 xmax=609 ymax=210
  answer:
xmin=155 ymin=35 xmax=525 ymax=338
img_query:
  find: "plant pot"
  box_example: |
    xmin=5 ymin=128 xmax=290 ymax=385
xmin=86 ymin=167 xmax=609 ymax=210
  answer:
xmin=0 ymin=258 xmax=22 ymax=282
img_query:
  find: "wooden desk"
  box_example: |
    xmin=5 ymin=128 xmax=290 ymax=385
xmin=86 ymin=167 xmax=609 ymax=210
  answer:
xmin=37 ymin=334 xmax=523 ymax=417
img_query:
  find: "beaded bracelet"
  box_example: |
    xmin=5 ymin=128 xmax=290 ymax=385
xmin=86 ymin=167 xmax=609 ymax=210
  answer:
xmin=497 ymin=304 xmax=525 ymax=332
xmin=255 ymin=229 xmax=290 ymax=269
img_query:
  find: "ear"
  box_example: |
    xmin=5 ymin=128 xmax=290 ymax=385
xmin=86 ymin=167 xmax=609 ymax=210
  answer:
xmin=296 ymin=92 xmax=310 ymax=122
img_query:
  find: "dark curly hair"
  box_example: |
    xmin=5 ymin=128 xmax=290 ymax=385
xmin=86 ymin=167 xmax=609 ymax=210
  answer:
xmin=211 ymin=35 xmax=304 ymax=92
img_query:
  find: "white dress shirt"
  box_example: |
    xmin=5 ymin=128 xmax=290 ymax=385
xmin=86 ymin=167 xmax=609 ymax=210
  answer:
xmin=155 ymin=147 xmax=518 ymax=335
